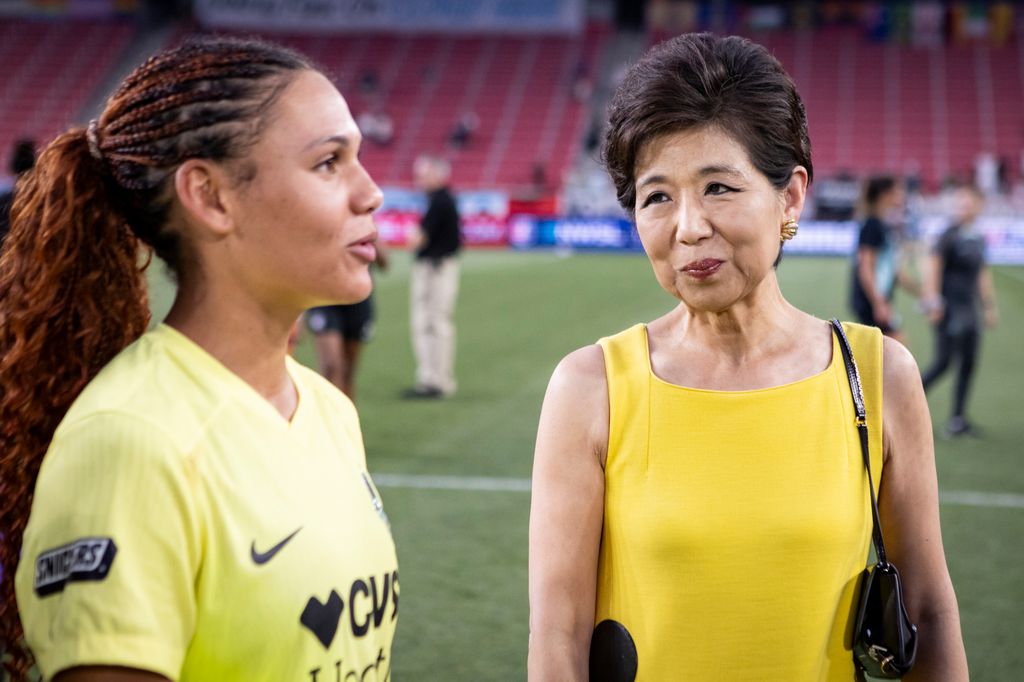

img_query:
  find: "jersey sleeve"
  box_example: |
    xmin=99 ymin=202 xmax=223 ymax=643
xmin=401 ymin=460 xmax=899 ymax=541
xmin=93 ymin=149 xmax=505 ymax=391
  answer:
xmin=15 ymin=412 xmax=203 ymax=681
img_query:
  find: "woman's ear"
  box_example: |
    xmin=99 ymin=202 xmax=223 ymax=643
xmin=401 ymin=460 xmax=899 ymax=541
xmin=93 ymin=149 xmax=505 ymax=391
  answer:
xmin=783 ymin=166 xmax=809 ymax=219
xmin=173 ymin=160 xmax=235 ymax=238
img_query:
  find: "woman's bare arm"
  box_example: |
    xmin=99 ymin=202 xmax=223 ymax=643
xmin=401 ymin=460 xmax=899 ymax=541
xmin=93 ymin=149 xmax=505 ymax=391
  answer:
xmin=528 ymin=346 xmax=608 ymax=682
xmin=878 ymin=338 xmax=969 ymax=681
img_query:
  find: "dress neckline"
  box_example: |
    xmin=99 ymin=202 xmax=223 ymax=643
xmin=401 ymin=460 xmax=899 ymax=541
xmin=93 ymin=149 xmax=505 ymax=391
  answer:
xmin=640 ymin=323 xmax=839 ymax=395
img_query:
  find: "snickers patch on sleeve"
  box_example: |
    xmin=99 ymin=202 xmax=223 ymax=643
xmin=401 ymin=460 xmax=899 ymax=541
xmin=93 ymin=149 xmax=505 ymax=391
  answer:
xmin=34 ymin=537 xmax=118 ymax=597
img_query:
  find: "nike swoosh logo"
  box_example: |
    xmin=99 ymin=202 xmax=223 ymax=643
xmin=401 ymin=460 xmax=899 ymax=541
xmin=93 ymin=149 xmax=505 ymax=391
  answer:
xmin=251 ymin=527 xmax=302 ymax=565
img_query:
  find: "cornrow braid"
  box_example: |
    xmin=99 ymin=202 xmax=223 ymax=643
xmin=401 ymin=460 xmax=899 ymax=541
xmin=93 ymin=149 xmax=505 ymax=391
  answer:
xmin=0 ymin=35 xmax=314 ymax=677
xmin=89 ymin=36 xmax=310 ymax=266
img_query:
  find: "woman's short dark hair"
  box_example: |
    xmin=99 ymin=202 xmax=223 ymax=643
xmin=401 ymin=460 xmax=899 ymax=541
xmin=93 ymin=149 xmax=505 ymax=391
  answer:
xmin=603 ymin=33 xmax=813 ymax=212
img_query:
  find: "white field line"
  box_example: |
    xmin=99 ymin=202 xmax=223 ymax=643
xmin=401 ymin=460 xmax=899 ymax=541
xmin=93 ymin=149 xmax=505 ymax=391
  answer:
xmin=373 ymin=473 xmax=1024 ymax=509
xmin=939 ymin=490 xmax=1024 ymax=510
xmin=373 ymin=473 xmax=531 ymax=493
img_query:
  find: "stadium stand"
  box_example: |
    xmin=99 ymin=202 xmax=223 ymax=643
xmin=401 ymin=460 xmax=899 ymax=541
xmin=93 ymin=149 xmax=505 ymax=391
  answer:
xmin=750 ymin=25 xmax=1022 ymax=188
xmin=0 ymin=19 xmax=136 ymax=172
xmin=0 ymin=12 xmax=1018 ymax=196
xmin=254 ymin=24 xmax=609 ymax=191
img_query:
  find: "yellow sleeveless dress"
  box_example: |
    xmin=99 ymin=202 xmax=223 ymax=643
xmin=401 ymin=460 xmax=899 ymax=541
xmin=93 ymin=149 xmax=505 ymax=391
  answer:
xmin=594 ymin=322 xmax=883 ymax=681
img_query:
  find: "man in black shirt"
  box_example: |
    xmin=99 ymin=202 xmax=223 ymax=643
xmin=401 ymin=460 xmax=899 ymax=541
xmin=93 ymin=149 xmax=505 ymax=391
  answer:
xmin=920 ymin=184 xmax=999 ymax=437
xmin=405 ymin=155 xmax=461 ymax=398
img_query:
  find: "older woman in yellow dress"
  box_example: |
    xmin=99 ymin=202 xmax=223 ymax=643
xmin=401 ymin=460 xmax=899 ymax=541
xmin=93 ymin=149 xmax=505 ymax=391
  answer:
xmin=528 ymin=33 xmax=967 ymax=681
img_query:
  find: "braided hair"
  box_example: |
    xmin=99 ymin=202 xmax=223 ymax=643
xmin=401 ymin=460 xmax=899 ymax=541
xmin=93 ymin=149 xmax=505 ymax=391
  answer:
xmin=0 ymin=35 xmax=311 ymax=676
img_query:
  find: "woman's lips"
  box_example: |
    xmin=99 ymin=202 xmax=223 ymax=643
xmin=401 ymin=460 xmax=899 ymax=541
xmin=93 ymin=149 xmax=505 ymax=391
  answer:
xmin=348 ymin=239 xmax=377 ymax=263
xmin=681 ymin=258 xmax=723 ymax=280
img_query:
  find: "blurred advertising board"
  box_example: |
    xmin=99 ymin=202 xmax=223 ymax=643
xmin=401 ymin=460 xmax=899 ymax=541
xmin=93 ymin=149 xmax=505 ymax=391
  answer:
xmin=376 ymin=188 xmax=509 ymax=248
xmin=508 ymin=215 xmax=1024 ymax=265
xmin=194 ymin=0 xmax=583 ymax=34
xmin=509 ymin=215 xmax=643 ymax=251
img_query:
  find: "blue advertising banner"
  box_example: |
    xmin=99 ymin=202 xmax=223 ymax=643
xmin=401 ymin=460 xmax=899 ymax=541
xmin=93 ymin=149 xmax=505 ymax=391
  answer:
xmin=509 ymin=215 xmax=642 ymax=251
xmin=509 ymin=215 xmax=1024 ymax=265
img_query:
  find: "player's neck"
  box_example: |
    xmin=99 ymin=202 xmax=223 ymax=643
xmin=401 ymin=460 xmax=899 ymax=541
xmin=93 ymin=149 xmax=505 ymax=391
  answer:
xmin=163 ymin=287 xmax=299 ymax=422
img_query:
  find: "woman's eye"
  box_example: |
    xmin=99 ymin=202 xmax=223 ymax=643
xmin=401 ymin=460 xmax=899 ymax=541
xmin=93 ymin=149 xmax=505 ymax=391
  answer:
xmin=706 ymin=182 xmax=732 ymax=195
xmin=641 ymin=192 xmax=669 ymax=208
xmin=317 ymin=154 xmax=339 ymax=172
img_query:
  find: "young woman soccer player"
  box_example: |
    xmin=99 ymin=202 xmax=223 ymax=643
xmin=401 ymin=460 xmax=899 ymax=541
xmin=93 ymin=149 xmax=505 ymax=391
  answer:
xmin=0 ymin=37 xmax=398 ymax=680
xmin=529 ymin=34 xmax=967 ymax=681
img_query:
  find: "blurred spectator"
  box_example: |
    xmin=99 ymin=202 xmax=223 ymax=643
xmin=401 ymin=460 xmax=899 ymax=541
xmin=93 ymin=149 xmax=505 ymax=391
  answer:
xmin=530 ymin=162 xmax=549 ymax=198
xmin=0 ymin=139 xmax=37 ymax=249
xmin=404 ymin=155 xmax=461 ymax=399
xmin=357 ymin=107 xmax=394 ymax=146
xmin=974 ymin=151 xmax=999 ymax=196
xmin=920 ymin=183 xmax=998 ymax=437
xmin=997 ymin=155 xmax=1010 ymax=194
xmin=849 ymin=175 xmax=919 ymax=345
xmin=571 ymin=61 xmax=592 ymax=102
xmin=449 ymin=111 xmax=479 ymax=149
xmin=359 ymin=69 xmax=379 ymax=94
xmin=583 ymin=114 xmax=602 ymax=155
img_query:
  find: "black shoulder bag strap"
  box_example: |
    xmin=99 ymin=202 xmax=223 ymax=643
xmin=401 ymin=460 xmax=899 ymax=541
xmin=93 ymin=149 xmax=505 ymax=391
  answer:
xmin=830 ymin=318 xmax=918 ymax=678
xmin=829 ymin=318 xmax=886 ymax=563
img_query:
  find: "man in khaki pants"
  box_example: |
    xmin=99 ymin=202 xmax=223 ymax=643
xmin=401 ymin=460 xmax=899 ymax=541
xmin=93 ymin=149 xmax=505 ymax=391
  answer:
xmin=404 ymin=155 xmax=461 ymax=398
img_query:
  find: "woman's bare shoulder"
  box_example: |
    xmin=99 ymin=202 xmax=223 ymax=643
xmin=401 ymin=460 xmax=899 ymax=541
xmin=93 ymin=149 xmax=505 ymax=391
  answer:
xmin=545 ymin=344 xmax=608 ymax=415
xmin=881 ymin=335 xmax=921 ymax=397
xmin=551 ymin=344 xmax=606 ymax=386
xmin=539 ymin=344 xmax=610 ymax=462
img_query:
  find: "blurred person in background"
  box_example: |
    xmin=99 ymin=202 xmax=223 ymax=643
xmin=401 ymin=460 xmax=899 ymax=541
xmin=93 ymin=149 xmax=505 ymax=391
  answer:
xmin=920 ymin=183 xmax=999 ymax=437
xmin=0 ymin=138 xmax=37 ymax=249
xmin=850 ymin=175 xmax=919 ymax=345
xmin=529 ymin=33 xmax=967 ymax=681
xmin=1 ymin=36 xmax=399 ymax=680
xmin=357 ymin=105 xmax=394 ymax=146
xmin=448 ymin=111 xmax=479 ymax=149
xmin=307 ymin=237 xmax=388 ymax=400
xmin=404 ymin=154 xmax=461 ymax=399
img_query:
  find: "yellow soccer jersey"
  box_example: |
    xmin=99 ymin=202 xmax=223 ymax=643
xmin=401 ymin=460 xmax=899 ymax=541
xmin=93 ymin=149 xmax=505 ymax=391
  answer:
xmin=16 ymin=324 xmax=399 ymax=681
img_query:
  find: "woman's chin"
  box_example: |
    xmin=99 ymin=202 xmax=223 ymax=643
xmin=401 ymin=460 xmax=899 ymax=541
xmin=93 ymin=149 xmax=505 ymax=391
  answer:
xmin=339 ymin=287 xmax=372 ymax=306
xmin=334 ymin=274 xmax=374 ymax=305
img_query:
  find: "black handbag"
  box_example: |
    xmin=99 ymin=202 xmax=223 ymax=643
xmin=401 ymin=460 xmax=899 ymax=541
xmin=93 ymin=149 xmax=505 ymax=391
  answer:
xmin=830 ymin=319 xmax=918 ymax=679
xmin=589 ymin=619 xmax=638 ymax=682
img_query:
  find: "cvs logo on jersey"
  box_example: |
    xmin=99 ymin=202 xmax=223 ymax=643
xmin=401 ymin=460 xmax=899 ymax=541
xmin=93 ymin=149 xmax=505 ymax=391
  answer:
xmin=300 ymin=570 xmax=399 ymax=649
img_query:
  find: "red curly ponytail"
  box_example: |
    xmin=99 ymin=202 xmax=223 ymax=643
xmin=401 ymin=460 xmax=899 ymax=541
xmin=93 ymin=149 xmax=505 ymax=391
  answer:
xmin=0 ymin=35 xmax=311 ymax=676
xmin=0 ymin=129 xmax=150 ymax=675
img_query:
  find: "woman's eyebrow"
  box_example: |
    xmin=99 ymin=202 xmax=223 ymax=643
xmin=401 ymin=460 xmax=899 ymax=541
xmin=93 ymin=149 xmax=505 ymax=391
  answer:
xmin=696 ymin=164 xmax=744 ymax=179
xmin=303 ymin=134 xmax=352 ymax=151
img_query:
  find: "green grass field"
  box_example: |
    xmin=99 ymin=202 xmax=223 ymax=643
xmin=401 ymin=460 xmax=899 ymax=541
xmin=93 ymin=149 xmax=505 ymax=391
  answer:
xmin=149 ymin=250 xmax=1023 ymax=680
